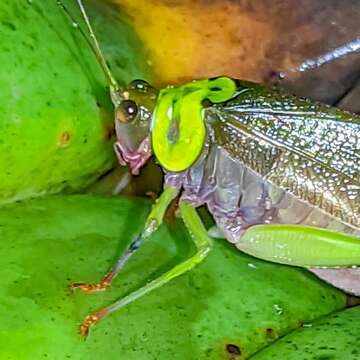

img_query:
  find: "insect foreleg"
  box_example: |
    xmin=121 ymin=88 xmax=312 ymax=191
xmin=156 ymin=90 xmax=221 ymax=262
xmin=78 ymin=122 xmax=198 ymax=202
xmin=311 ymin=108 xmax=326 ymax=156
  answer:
xmin=71 ymin=186 xmax=178 ymax=295
xmin=238 ymin=224 xmax=360 ymax=267
xmin=78 ymin=200 xmax=212 ymax=336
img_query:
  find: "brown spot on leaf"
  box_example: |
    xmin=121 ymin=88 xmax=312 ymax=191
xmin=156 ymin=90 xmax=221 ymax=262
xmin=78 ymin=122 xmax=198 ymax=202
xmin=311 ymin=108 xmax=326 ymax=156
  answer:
xmin=226 ymin=344 xmax=241 ymax=358
xmin=59 ymin=131 xmax=71 ymax=145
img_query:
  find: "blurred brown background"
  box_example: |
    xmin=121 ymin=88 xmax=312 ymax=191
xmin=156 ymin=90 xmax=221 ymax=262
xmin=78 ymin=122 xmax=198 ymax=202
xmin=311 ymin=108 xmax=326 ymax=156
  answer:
xmin=115 ymin=0 xmax=360 ymax=110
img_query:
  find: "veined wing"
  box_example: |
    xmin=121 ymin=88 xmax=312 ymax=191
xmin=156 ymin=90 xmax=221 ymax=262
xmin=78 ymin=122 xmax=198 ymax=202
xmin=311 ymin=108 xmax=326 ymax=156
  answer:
xmin=206 ymin=80 xmax=360 ymax=229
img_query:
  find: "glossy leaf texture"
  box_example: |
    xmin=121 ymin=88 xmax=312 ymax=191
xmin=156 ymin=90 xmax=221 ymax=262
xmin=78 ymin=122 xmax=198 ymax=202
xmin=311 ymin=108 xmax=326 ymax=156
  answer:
xmin=0 ymin=0 xmax=152 ymax=204
xmin=251 ymin=306 xmax=360 ymax=360
xmin=0 ymin=195 xmax=347 ymax=359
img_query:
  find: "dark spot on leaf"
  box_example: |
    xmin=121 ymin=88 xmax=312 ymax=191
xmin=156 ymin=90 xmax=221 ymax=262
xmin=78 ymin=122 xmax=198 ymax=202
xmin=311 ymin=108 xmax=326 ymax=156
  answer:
xmin=115 ymin=58 xmax=126 ymax=68
xmin=1 ymin=21 xmax=16 ymax=31
xmin=314 ymin=355 xmax=335 ymax=360
xmin=226 ymin=344 xmax=241 ymax=357
xmin=265 ymin=328 xmax=274 ymax=337
xmin=210 ymin=86 xmax=221 ymax=91
xmin=205 ymin=348 xmax=213 ymax=356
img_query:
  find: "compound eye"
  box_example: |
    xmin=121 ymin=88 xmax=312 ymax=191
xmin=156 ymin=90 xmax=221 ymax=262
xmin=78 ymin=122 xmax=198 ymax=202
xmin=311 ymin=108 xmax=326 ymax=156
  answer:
xmin=128 ymin=79 xmax=153 ymax=92
xmin=116 ymin=100 xmax=138 ymax=123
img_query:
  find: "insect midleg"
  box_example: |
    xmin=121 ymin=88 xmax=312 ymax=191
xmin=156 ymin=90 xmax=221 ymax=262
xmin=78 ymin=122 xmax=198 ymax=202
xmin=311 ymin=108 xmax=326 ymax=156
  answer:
xmin=239 ymin=224 xmax=360 ymax=267
xmin=78 ymin=200 xmax=213 ymax=336
xmin=71 ymin=186 xmax=178 ymax=294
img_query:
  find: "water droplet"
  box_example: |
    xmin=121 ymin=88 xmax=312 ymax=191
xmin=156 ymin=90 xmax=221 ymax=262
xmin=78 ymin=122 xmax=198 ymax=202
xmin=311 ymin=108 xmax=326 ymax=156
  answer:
xmin=248 ymin=263 xmax=258 ymax=269
xmin=273 ymin=304 xmax=284 ymax=315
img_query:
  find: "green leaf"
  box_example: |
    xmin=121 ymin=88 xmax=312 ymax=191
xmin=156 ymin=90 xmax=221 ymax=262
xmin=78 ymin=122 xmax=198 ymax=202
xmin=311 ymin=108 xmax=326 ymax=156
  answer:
xmin=0 ymin=195 xmax=346 ymax=359
xmin=0 ymin=0 xmax=152 ymax=204
xmin=251 ymin=306 xmax=360 ymax=360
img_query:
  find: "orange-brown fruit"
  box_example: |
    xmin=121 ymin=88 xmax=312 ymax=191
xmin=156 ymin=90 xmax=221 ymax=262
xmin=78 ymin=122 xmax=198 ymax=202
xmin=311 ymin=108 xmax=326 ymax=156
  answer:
xmin=114 ymin=0 xmax=360 ymax=106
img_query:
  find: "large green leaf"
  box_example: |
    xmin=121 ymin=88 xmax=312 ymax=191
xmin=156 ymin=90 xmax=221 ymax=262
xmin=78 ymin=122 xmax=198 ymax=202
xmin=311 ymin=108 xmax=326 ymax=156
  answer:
xmin=0 ymin=195 xmax=346 ymax=359
xmin=0 ymin=0 xmax=152 ymax=204
xmin=251 ymin=306 xmax=360 ymax=360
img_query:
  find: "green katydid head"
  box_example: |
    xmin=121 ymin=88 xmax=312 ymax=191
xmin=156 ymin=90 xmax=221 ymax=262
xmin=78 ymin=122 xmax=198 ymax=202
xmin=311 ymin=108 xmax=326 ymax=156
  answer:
xmin=113 ymin=76 xmax=236 ymax=174
xmin=112 ymin=79 xmax=157 ymax=174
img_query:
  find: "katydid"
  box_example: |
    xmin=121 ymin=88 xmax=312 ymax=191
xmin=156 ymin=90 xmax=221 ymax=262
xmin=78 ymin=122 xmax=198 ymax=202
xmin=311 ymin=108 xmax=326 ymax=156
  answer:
xmin=59 ymin=0 xmax=360 ymax=337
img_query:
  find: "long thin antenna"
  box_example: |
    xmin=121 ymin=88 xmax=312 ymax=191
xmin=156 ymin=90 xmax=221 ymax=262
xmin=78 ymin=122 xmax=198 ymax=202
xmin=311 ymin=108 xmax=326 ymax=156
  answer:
xmin=57 ymin=0 xmax=122 ymax=97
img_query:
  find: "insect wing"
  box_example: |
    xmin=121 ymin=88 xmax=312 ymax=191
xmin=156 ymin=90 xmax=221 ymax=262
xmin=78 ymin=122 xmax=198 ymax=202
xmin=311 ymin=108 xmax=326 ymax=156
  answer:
xmin=206 ymin=80 xmax=360 ymax=230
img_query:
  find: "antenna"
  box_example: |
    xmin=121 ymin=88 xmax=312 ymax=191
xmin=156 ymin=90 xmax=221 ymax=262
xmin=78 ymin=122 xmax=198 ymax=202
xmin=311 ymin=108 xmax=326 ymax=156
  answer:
xmin=57 ymin=0 xmax=122 ymax=98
